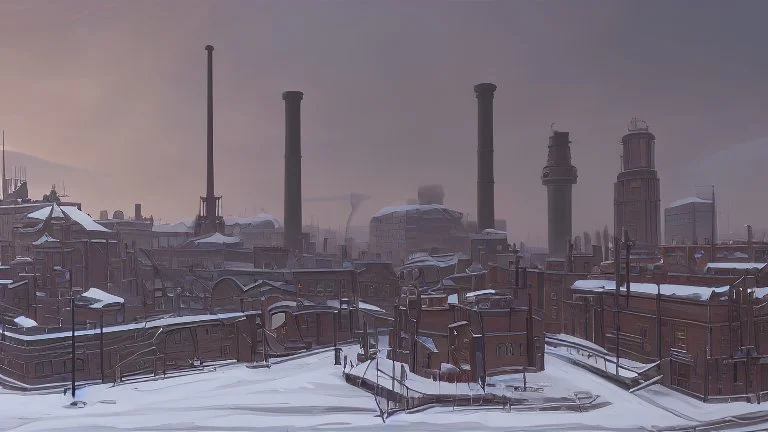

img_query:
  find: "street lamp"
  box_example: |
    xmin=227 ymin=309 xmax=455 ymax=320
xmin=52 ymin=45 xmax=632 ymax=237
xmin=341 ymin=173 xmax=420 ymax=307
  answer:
xmin=622 ymin=229 xmax=634 ymax=308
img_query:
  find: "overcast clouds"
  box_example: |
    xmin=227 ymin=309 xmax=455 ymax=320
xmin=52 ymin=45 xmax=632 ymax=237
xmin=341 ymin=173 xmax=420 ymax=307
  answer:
xmin=1 ymin=0 xmax=766 ymax=245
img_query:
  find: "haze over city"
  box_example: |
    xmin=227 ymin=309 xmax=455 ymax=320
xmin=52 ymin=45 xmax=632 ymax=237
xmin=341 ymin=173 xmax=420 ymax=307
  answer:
xmin=1 ymin=0 xmax=767 ymax=245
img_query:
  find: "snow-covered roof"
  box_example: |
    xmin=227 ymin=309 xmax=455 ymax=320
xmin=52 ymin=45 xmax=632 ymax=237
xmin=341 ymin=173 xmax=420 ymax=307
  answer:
xmin=571 ymin=279 xmax=730 ymax=301
xmin=3 ymin=311 xmax=258 ymax=341
xmin=705 ymin=262 xmax=767 ymax=271
xmin=473 ymin=229 xmax=508 ymax=239
xmin=416 ymin=336 xmax=438 ymax=353
xmin=13 ymin=316 xmax=37 ymax=328
xmin=667 ymin=197 xmax=712 ymax=208
xmin=11 ymin=256 xmax=33 ymax=265
xmin=77 ymin=288 xmax=125 ymax=309
xmin=465 ymin=289 xmax=496 ymax=298
xmin=32 ymin=233 xmax=59 ymax=246
xmin=359 ymin=301 xmax=385 ymax=312
xmin=27 ymin=205 xmax=64 ymax=219
xmin=224 ymin=213 xmax=281 ymax=228
xmin=372 ymin=204 xmax=462 ymax=219
xmin=402 ymin=252 xmax=466 ymax=269
xmin=27 ymin=205 xmax=111 ymax=232
xmin=268 ymin=300 xmax=297 ymax=311
xmin=194 ymin=233 xmax=241 ymax=244
xmin=152 ymin=222 xmax=192 ymax=233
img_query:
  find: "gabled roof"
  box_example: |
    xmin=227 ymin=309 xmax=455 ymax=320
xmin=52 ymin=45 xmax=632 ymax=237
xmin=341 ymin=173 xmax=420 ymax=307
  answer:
xmin=32 ymin=232 xmax=59 ymax=246
xmin=27 ymin=204 xmax=111 ymax=232
xmin=76 ymin=288 xmax=125 ymax=309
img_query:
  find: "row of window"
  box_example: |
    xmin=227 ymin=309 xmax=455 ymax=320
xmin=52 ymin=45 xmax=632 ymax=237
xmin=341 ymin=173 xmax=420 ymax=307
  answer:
xmin=33 ymin=358 xmax=85 ymax=377
xmin=496 ymin=343 xmax=525 ymax=357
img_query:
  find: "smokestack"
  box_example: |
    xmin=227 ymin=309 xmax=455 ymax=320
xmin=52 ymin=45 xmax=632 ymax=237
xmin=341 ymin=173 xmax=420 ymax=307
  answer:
xmin=475 ymin=83 xmax=497 ymax=232
xmin=205 ymin=44 xmax=217 ymax=233
xmin=542 ymin=131 xmax=578 ymax=258
xmin=283 ymin=90 xmax=304 ymax=252
xmin=134 ymin=203 xmax=142 ymax=221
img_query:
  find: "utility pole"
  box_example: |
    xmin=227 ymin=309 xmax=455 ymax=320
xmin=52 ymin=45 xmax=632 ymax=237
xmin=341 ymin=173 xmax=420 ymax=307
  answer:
xmin=711 ymin=185 xmax=716 ymax=259
xmin=70 ymin=269 xmax=76 ymax=398
xmin=2 ymin=129 xmax=6 ymax=201
xmin=624 ymin=229 xmax=633 ymax=309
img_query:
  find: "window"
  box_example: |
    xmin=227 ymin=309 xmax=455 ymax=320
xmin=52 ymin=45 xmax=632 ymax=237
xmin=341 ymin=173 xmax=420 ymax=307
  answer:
xmin=673 ymin=326 xmax=687 ymax=349
xmin=496 ymin=343 xmax=515 ymax=357
xmin=496 ymin=343 xmax=508 ymax=357
xmin=720 ymin=335 xmax=730 ymax=356
xmin=170 ymin=331 xmax=182 ymax=345
xmin=640 ymin=326 xmax=648 ymax=339
xmin=368 ymin=284 xmax=376 ymax=297
xmin=550 ymin=292 xmax=558 ymax=319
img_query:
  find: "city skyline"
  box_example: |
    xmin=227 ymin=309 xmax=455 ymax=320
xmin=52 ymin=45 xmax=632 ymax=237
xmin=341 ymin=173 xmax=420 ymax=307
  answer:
xmin=0 ymin=0 xmax=766 ymax=246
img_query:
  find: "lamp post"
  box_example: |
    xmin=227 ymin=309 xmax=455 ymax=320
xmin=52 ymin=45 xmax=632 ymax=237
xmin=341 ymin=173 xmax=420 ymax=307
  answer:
xmin=66 ymin=268 xmax=76 ymax=399
xmin=614 ymin=228 xmax=634 ymax=376
xmin=512 ymin=244 xmax=521 ymax=288
xmin=622 ymin=229 xmax=634 ymax=309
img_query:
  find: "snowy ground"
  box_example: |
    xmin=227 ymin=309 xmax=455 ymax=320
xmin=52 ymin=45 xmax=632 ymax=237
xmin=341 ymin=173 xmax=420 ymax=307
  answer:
xmin=1 ymin=347 xmax=768 ymax=431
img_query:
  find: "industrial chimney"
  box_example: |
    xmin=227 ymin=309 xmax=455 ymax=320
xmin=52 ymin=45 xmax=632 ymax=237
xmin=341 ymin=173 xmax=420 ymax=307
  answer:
xmin=475 ymin=83 xmax=497 ymax=232
xmin=283 ymin=91 xmax=304 ymax=252
xmin=204 ymin=45 xmax=217 ymax=234
xmin=134 ymin=203 xmax=142 ymax=221
xmin=542 ymin=131 xmax=578 ymax=258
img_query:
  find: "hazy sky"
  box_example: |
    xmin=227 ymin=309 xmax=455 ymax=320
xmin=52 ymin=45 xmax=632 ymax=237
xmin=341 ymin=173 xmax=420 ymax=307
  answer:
xmin=1 ymin=0 xmax=767 ymax=245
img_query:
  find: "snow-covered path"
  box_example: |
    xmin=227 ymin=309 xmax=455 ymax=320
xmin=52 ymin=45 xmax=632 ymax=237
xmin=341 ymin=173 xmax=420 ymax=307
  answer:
xmin=0 ymin=348 xmax=763 ymax=431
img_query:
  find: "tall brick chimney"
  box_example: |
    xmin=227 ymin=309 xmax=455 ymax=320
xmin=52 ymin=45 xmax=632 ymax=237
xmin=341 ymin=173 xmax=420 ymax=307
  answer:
xmin=205 ymin=45 xmax=217 ymax=234
xmin=283 ymin=91 xmax=304 ymax=252
xmin=475 ymin=83 xmax=497 ymax=232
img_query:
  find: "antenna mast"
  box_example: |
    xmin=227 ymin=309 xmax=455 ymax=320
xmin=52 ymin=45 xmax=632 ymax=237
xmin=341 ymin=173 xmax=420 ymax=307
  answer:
xmin=711 ymin=184 xmax=716 ymax=252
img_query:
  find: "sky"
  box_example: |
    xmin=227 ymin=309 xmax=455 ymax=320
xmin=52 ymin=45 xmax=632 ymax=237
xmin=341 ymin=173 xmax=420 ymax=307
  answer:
xmin=0 ymin=0 xmax=767 ymax=246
